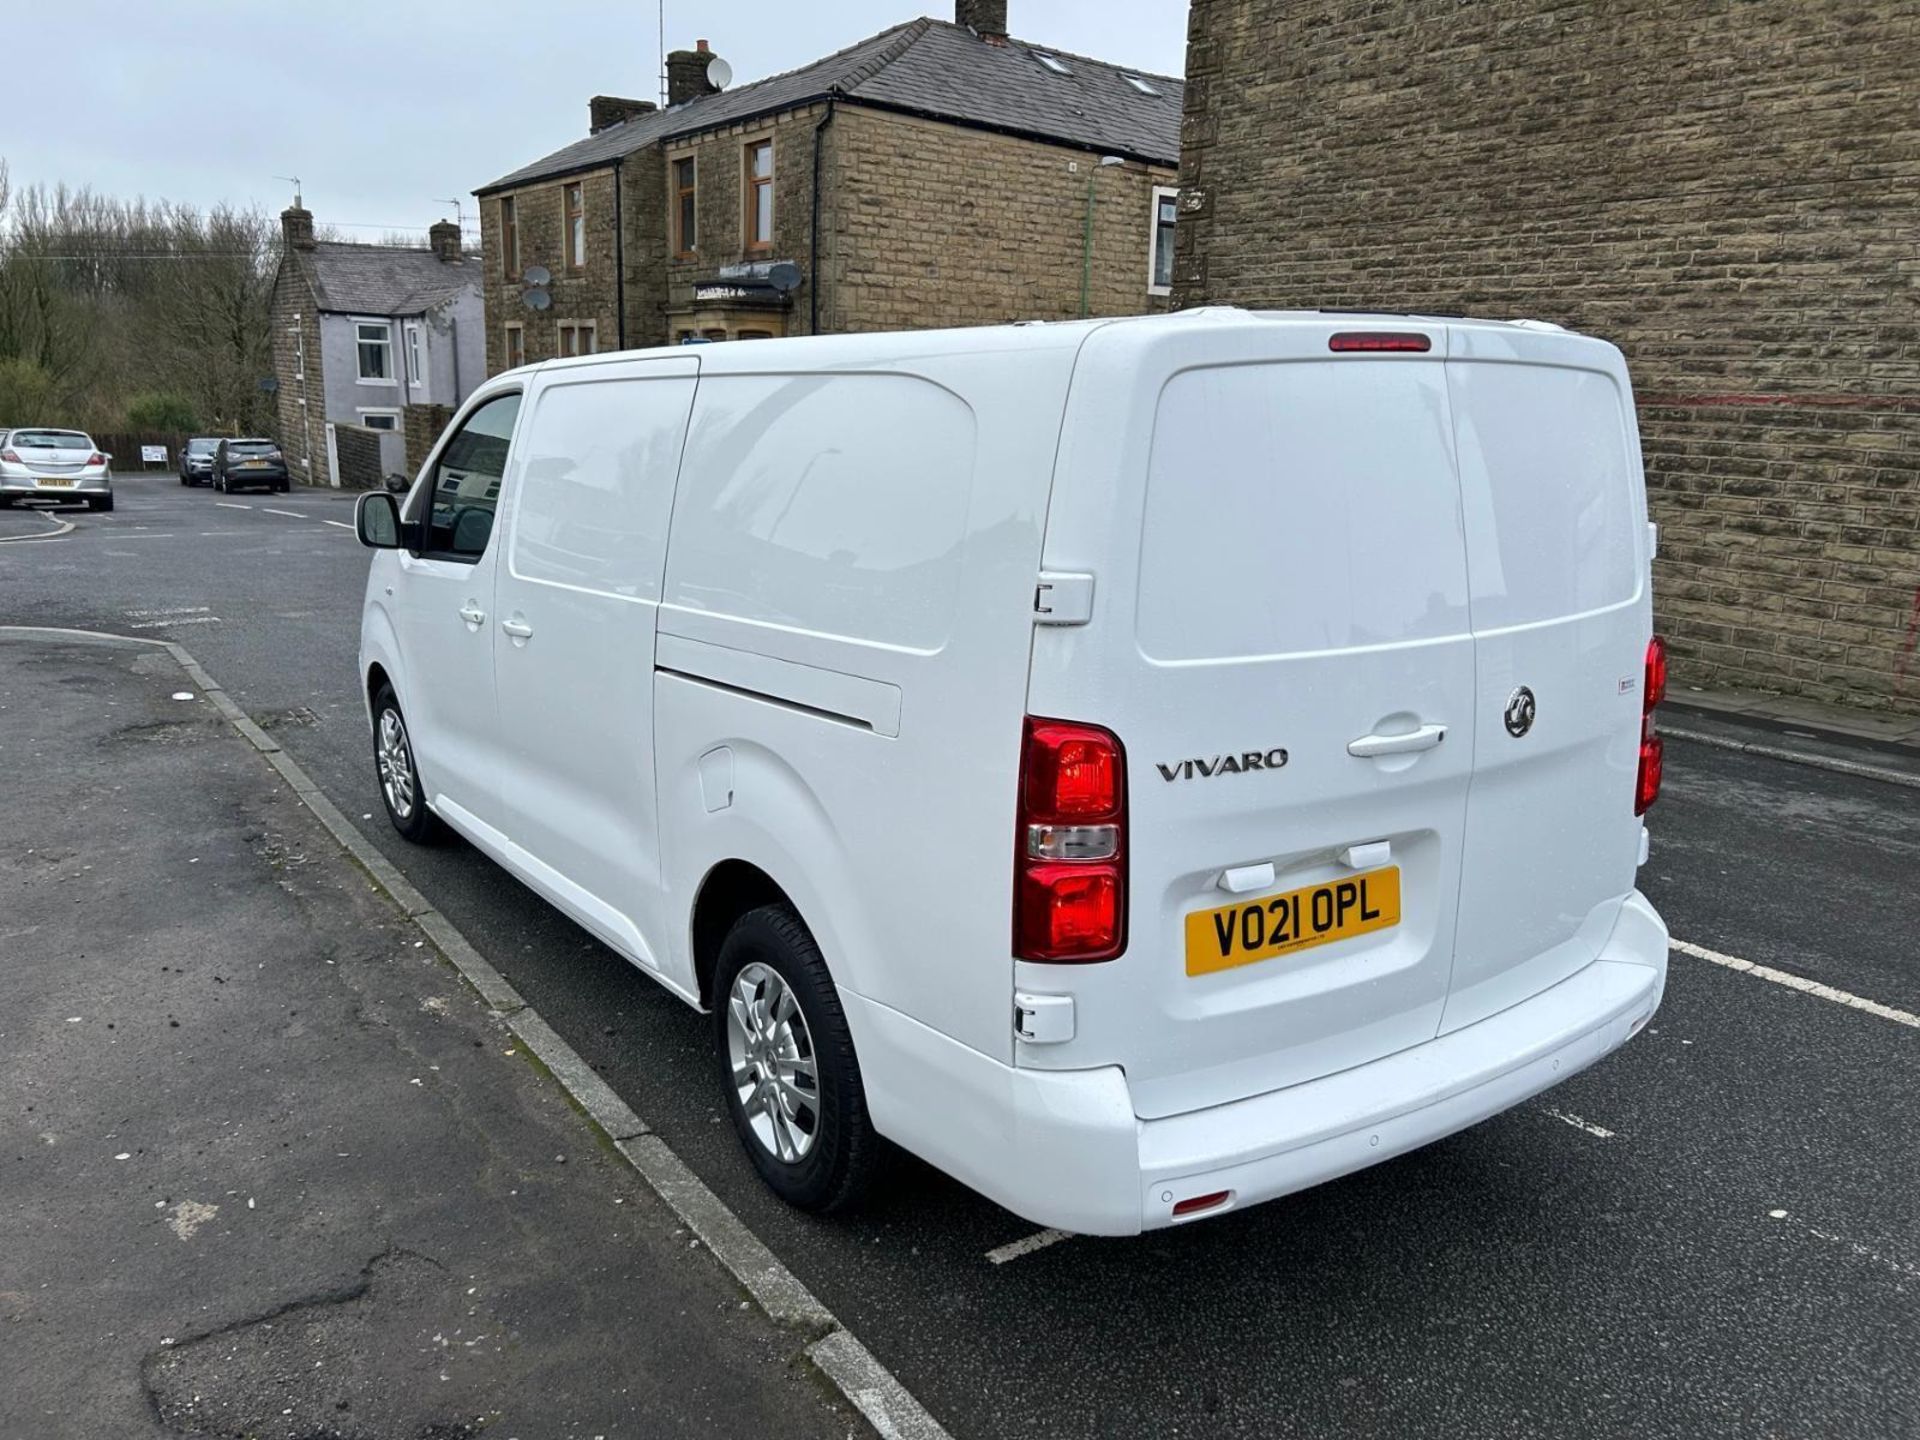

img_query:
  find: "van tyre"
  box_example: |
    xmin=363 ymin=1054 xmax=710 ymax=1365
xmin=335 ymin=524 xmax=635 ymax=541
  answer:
xmin=714 ymin=905 xmax=878 ymax=1213
xmin=371 ymin=683 xmax=440 ymax=844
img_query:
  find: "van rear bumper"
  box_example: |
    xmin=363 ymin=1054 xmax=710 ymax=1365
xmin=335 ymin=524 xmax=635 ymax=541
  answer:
xmin=843 ymin=891 xmax=1667 ymax=1237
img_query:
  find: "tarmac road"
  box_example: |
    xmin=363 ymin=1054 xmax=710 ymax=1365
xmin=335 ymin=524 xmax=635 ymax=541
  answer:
xmin=5 ymin=475 xmax=1916 ymax=1439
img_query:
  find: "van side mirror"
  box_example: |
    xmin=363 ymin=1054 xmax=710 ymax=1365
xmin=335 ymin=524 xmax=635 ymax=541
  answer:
xmin=356 ymin=491 xmax=403 ymax=550
xmin=383 ymin=471 xmax=411 ymax=494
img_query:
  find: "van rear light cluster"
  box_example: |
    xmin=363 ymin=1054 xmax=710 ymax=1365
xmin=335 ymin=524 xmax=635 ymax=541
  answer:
xmin=1329 ymin=331 xmax=1432 ymax=353
xmin=1015 ymin=718 xmax=1126 ymax=962
xmin=1636 ymin=635 xmax=1667 ymax=816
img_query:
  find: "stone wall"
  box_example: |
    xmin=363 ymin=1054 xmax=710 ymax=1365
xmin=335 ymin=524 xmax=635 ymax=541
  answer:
xmin=266 ymin=255 xmax=325 ymax=486
xmin=480 ymin=167 xmax=624 ymax=374
xmin=1174 ymin=0 xmax=1920 ymax=713
xmin=332 ymin=424 xmax=384 ymax=492
xmin=403 ymin=403 xmax=455 ymax=479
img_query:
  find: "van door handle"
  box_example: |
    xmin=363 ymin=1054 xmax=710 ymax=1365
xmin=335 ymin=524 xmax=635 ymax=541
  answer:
xmin=458 ymin=604 xmax=486 ymax=626
xmin=1347 ymin=724 xmax=1447 ymax=758
xmin=500 ymin=617 xmax=534 ymax=640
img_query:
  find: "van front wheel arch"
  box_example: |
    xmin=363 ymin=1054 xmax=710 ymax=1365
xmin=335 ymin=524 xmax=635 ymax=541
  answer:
xmin=712 ymin=903 xmax=879 ymax=1213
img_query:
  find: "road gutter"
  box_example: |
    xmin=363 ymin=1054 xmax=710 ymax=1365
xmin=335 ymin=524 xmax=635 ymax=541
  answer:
xmin=0 ymin=625 xmax=953 ymax=1440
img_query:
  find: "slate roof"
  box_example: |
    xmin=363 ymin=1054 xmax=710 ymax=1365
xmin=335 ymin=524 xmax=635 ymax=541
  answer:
xmin=297 ymin=242 xmax=479 ymax=316
xmin=477 ymin=17 xmax=1182 ymax=195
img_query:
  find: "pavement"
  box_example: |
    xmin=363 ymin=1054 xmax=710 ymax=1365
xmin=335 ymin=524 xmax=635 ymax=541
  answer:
xmin=0 ymin=630 xmax=865 ymax=1439
xmin=3 ymin=473 xmax=1918 ymax=1439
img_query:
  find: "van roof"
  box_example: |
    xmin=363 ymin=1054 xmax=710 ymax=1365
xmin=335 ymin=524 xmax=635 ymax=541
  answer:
xmin=508 ymin=308 xmax=1598 ymax=382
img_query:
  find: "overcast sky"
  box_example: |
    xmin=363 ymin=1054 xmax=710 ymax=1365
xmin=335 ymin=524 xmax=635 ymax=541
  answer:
xmin=8 ymin=1 xmax=1188 ymax=241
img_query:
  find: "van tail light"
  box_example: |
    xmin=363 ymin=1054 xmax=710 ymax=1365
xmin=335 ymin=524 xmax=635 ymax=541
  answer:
xmin=1635 ymin=635 xmax=1668 ymax=815
xmin=1015 ymin=717 xmax=1126 ymax=962
xmin=1329 ymin=331 xmax=1432 ymax=353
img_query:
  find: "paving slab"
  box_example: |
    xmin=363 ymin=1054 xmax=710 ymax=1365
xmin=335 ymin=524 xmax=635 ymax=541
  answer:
xmin=0 ymin=634 xmax=864 ymax=1440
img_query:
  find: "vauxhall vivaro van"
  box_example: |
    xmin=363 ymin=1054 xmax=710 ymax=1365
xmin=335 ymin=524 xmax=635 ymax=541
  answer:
xmin=355 ymin=309 xmax=1669 ymax=1234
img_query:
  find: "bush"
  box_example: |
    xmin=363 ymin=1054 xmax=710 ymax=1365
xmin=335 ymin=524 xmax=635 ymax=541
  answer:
xmin=123 ymin=392 xmax=199 ymax=431
xmin=0 ymin=358 xmax=58 ymax=426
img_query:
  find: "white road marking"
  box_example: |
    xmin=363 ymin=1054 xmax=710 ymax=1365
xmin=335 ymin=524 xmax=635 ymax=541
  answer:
xmin=1766 ymin=1208 xmax=1920 ymax=1281
xmin=986 ymin=1228 xmax=1074 ymax=1265
xmin=197 ymin=530 xmax=250 ymax=536
xmin=213 ymin=502 xmax=252 ymax=510
xmin=262 ymin=507 xmax=304 ymax=519
xmin=126 ymin=606 xmax=209 ymax=619
xmin=322 ymin=519 xmax=355 ymax=530
xmin=1671 ymin=939 xmax=1920 ymax=1029
xmin=1542 ymin=1108 xmax=1615 ymax=1139
xmin=128 ymin=616 xmax=222 ymax=630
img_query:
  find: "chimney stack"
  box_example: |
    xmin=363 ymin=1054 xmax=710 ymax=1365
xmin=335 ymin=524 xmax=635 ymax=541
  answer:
xmin=956 ymin=0 xmax=1008 ymax=43
xmin=590 ymin=95 xmax=657 ymax=134
xmin=429 ymin=219 xmax=462 ymax=263
xmin=666 ymin=38 xmax=722 ymax=107
xmin=281 ymin=202 xmax=316 ymax=251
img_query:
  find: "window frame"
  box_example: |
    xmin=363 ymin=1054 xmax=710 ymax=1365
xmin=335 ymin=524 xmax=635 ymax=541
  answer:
xmin=502 ymin=321 xmax=526 ymax=370
xmin=499 ymin=195 xmax=520 ymax=281
xmin=1147 ymin=185 xmax=1178 ymax=297
xmin=556 ymin=320 xmax=598 ymax=357
xmin=354 ymin=319 xmax=396 ymax=385
xmin=672 ymin=155 xmax=697 ymax=258
xmin=357 ymin=407 xmax=402 ymax=432
xmin=744 ymin=139 xmax=774 ymax=254
xmin=404 ymin=321 xmax=428 ymax=392
xmin=408 ymin=387 xmax=524 ymax=565
xmin=562 ymin=181 xmax=586 ymax=272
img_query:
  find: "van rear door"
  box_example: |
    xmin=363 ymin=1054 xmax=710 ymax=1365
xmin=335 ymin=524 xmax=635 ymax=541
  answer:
xmin=1439 ymin=325 xmax=1652 ymax=1031
xmin=1023 ymin=317 xmax=1478 ymax=1119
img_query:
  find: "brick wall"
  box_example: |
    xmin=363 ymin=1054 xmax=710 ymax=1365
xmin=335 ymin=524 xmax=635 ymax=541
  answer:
xmin=826 ymin=106 xmax=1176 ymax=332
xmin=480 ymin=168 xmax=624 ymax=374
xmin=1175 ymin=0 xmax=1920 ymax=713
xmin=332 ymin=425 xmax=383 ymax=492
xmin=267 ymin=256 xmax=325 ymax=485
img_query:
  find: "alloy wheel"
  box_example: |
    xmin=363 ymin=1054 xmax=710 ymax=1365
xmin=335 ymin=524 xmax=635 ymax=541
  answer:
xmin=725 ymin=962 xmax=820 ymax=1162
xmin=376 ymin=708 xmax=416 ymax=820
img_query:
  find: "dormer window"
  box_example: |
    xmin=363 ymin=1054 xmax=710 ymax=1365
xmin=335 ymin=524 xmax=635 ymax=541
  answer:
xmin=1033 ymin=52 xmax=1072 ymax=76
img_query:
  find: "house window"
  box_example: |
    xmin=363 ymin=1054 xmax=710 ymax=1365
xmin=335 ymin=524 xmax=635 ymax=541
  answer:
xmin=673 ymin=157 xmax=697 ymax=257
xmin=735 ymin=329 xmax=773 ymax=341
xmin=358 ymin=409 xmax=401 ymax=431
xmin=1122 ymin=73 xmax=1160 ymax=96
xmin=563 ymin=182 xmax=586 ymax=271
xmin=557 ymin=321 xmax=597 ymax=357
xmin=500 ymin=196 xmax=519 ymax=280
xmin=745 ymin=140 xmax=774 ymax=252
xmin=1033 ymin=52 xmax=1072 ymax=75
xmin=1149 ymin=185 xmax=1178 ymax=295
xmin=503 ymin=323 xmax=525 ymax=370
xmin=404 ymin=322 xmax=427 ymax=390
xmin=355 ymin=321 xmax=394 ymax=382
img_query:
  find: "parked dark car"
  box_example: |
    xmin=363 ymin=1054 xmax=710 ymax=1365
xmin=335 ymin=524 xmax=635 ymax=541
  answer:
xmin=213 ymin=438 xmax=291 ymax=494
xmin=179 ymin=436 xmax=220 ymax=486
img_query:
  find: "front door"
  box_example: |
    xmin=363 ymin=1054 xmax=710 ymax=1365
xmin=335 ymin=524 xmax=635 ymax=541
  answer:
xmin=391 ymin=390 xmax=522 ymax=832
xmin=489 ymin=360 xmax=700 ymax=971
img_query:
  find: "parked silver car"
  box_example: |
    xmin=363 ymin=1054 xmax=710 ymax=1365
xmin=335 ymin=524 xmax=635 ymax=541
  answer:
xmin=0 ymin=428 xmax=114 ymax=511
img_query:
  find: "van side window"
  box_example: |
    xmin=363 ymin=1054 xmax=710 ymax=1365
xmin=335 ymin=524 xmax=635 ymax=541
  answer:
xmin=415 ymin=393 xmax=521 ymax=563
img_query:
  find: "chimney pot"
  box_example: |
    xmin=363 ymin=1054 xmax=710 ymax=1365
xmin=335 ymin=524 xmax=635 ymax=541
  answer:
xmin=281 ymin=204 xmax=316 ymax=251
xmin=696 ymin=38 xmax=709 ymax=51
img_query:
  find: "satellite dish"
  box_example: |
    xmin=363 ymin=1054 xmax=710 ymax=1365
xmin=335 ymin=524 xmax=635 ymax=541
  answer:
xmin=522 ymin=265 xmax=551 ymax=287
xmin=523 ymin=288 xmax=552 ymax=311
xmin=766 ymin=262 xmax=802 ymax=294
xmin=706 ymin=55 xmax=732 ymax=90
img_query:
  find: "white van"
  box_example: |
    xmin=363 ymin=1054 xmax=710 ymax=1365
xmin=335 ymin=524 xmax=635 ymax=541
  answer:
xmin=355 ymin=309 xmax=1670 ymax=1235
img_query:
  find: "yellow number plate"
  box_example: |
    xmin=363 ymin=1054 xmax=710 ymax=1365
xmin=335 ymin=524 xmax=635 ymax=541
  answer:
xmin=39 ymin=477 xmax=75 ymax=487
xmin=1186 ymin=867 xmax=1401 ymax=976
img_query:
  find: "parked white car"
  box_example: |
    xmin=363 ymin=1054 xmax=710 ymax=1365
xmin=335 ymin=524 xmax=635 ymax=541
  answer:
xmin=355 ymin=309 xmax=1670 ymax=1234
xmin=0 ymin=428 xmax=114 ymax=510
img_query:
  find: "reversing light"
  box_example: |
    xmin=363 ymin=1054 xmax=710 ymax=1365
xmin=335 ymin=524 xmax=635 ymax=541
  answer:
xmin=1329 ymin=332 xmax=1432 ymax=353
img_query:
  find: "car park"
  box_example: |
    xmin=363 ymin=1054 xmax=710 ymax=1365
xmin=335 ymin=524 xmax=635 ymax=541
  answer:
xmin=179 ymin=436 xmax=220 ymax=486
xmin=213 ymin=438 xmax=291 ymax=494
xmin=0 ymin=428 xmax=114 ymax=510
xmin=354 ymin=309 xmax=1670 ymax=1235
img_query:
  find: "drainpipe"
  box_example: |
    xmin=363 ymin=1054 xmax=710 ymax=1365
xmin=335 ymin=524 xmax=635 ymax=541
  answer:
xmin=809 ymin=94 xmax=838 ymax=336
xmin=1080 ymin=155 xmax=1125 ymax=319
xmin=613 ymin=157 xmax=627 ymax=349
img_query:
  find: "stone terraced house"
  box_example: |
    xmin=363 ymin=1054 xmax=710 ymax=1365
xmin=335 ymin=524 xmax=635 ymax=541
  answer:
xmin=267 ymin=205 xmax=485 ymax=485
xmin=473 ymin=0 xmax=1182 ymax=369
